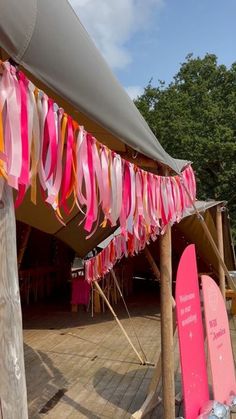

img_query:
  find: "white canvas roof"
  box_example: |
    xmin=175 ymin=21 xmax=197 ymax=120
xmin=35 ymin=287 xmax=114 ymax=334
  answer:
xmin=0 ymin=0 xmax=187 ymax=173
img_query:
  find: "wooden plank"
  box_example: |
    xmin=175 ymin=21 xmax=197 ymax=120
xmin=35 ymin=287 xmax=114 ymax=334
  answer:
xmin=0 ymin=181 xmax=28 ymax=419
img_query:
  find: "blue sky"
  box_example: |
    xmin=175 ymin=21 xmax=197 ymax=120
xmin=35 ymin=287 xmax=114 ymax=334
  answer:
xmin=70 ymin=0 xmax=236 ymax=98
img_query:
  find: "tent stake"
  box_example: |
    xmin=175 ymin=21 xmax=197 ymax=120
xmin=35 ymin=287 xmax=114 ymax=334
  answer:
xmin=0 ymin=181 xmax=28 ymax=419
xmin=160 ymin=225 xmax=175 ymax=419
xmin=216 ymin=205 xmax=226 ymax=299
xmin=94 ymin=280 xmax=145 ymax=365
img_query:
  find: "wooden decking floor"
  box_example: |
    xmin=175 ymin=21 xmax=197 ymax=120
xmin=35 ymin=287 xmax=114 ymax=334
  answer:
xmin=23 ymin=293 xmax=236 ymax=419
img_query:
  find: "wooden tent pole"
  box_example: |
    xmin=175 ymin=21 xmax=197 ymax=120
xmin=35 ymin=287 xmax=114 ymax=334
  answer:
xmin=144 ymin=247 xmax=161 ymax=279
xmin=144 ymin=247 xmax=176 ymax=309
xmin=17 ymin=225 xmax=31 ymax=270
xmin=216 ymin=205 xmax=226 ymax=299
xmin=199 ymin=212 xmax=232 ymax=285
xmin=91 ymin=283 xmax=94 ymax=318
xmin=160 ymin=225 xmax=175 ymax=419
xmin=132 ymin=319 xmax=178 ymax=418
xmin=94 ymin=280 xmax=145 ymax=365
xmin=0 ymin=181 xmax=28 ymax=419
xmin=181 ymin=182 xmax=234 ymax=289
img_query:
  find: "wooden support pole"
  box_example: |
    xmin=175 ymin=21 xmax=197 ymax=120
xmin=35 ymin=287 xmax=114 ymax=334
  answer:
xmin=160 ymin=225 xmax=175 ymax=419
xmin=181 ymin=182 xmax=234 ymax=290
xmin=144 ymin=247 xmax=176 ymax=309
xmin=0 ymin=181 xmax=28 ymax=419
xmin=91 ymin=283 xmax=94 ymax=318
xmin=216 ymin=205 xmax=226 ymax=299
xmin=132 ymin=323 xmax=179 ymax=419
xmin=17 ymin=225 xmax=31 ymax=270
xmin=94 ymin=280 xmax=145 ymax=365
xmin=144 ymin=247 xmax=161 ymax=279
xmin=199 ymin=217 xmax=234 ymax=288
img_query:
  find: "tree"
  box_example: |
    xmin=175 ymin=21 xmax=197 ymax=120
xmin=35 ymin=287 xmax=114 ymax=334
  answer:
xmin=135 ymin=54 xmax=236 ymax=241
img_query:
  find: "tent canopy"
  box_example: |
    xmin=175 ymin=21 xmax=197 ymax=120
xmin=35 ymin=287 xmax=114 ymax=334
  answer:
xmin=0 ymin=0 xmax=193 ymax=256
xmin=0 ymin=0 xmax=187 ymax=175
xmin=15 ymin=187 xmax=117 ymax=258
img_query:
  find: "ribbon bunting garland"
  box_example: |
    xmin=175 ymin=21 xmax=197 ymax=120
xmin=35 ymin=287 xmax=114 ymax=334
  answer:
xmin=0 ymin=61 xmax=197 ymax=282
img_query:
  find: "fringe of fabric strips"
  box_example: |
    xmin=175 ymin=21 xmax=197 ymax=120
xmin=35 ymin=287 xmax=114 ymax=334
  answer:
xmin=0 ymin=61 xmax=196 ymax=282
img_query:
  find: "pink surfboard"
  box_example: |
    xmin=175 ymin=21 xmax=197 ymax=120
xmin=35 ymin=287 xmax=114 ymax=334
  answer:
xmin=176 ymin=245 xmax=209 ymax=418
xmin=202 ymin=275 xmax=236 ymax=403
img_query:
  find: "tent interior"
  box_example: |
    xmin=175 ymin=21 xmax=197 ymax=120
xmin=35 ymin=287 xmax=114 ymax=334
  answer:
xmin=17 ymin=201 xmax=236 ymax=318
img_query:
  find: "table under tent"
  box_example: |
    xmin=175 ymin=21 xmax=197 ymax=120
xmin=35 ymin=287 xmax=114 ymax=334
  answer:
xmin=0 ymin=1 xmax=234 ymax=418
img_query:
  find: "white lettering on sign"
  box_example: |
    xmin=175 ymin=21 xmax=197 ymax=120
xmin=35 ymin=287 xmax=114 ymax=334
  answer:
xmin=180 ymin=293 xmax=195 ymax=303
xmin=180 ymin=305 xmax=192 ymax=316
xmin=181 ymin=314 xmax=197 ymax=327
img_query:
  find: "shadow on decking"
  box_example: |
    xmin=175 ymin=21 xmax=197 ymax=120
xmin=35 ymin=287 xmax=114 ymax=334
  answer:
xmin=93 ymin=366 xmax=151 ymax=414
xmin=23 ymin=290 xmax=161 ymax=417
xmin=25 ymin=343 xmax=101 ymax=418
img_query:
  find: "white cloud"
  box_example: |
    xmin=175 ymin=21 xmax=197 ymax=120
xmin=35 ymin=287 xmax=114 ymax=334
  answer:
xmin=125 ymin=85 xmax=143 ymax=100
xmin=69 ymin=0 xmax=163 ymax=69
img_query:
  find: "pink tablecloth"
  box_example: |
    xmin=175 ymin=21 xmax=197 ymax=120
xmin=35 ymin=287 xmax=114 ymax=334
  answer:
xmin=71 ymin=277 xmax=91 ymax=305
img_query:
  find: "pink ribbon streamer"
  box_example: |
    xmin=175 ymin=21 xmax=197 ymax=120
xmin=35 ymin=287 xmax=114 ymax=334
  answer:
xmin=60 ymin=116 xmax=74 ymax=213
xmin=0 ymin=61 xmax=197 ymax=276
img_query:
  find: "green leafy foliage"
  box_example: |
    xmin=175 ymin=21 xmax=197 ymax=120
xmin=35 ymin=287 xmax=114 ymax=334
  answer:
xmin=134 ymin=54 xmax=236 ymax=241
